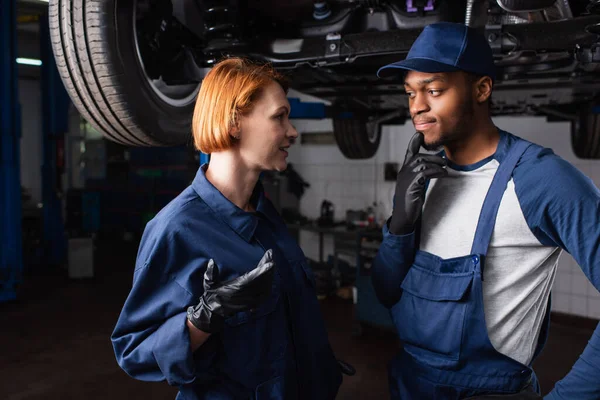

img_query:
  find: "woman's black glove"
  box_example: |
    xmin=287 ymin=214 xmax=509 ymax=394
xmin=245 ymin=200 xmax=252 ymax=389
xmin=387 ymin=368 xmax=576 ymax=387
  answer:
xmin=389 ymin=132 xmax=448 ymax=235
xmin=186 ymin=250 xmax=275 ymax=333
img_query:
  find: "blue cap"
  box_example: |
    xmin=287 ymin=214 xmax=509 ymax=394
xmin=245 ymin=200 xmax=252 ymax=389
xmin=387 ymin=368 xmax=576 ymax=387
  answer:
xmin=377 ymin=22 xmax=496 ymax=81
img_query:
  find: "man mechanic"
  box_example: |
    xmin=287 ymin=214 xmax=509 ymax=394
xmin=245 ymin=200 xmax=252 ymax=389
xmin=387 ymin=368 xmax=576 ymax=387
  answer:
xmin=372 ymin=22 xmax=600 ymax=399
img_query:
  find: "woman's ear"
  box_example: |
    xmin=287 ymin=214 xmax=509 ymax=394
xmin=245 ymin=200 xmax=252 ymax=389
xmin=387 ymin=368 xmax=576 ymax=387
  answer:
xmin=230 ymin=113 xmax=242 ymax=140
xmin=230 ymin=111 xmax=243 ymax=140
xmin=230 ymin=124 xmax=240 ymax=140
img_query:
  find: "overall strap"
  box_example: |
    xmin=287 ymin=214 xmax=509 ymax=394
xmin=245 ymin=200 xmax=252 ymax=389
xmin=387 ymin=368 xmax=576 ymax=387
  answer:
xmin=470 ymin=140 xmax=532 ymax=256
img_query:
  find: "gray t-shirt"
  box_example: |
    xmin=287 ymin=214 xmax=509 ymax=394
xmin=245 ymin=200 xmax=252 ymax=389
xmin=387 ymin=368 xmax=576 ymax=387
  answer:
xmin=421 ymin=157 xmax=560 ymax=365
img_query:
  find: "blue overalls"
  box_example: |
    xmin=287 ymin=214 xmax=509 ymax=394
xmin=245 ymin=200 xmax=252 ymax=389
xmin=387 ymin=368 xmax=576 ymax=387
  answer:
xmin=111 ymin=165 xmax=342 ymax=400
xmin=388 ymin=139 xmax=552 ymax=399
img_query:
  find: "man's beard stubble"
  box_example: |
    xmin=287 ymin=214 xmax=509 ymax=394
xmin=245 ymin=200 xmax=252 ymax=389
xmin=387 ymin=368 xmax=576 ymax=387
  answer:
xmin=421 ymin=96 xmax=475 ymax=152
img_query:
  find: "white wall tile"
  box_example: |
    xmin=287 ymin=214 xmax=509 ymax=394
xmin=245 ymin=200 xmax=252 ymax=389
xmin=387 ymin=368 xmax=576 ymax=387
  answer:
xmin=327 ymin=164 xmax=338 ymax=178
xmin=375 ymin=163 xmax=385 ymax=179
xmin=330 ymin=182 xmax=341 ymax=197
xmin=586 ymin=278 xmax=598 ymax=297
xmin=333 ymin=165 xmax=343 ymax=181
xmin=570 ymin=295 xmax=588 ymax=317
xmin=554 ymin=272 xmax=571 ymax=294
xmin=492 ymin=117 xmax=575 ymax=162
xmin=557 ymin=253 xmax=573 ymax=270
xmin=589 ymin=288 xmax=600 ymax=301
xmin=287 ymin=142 xmax=303 ymax=164
xmin=591 ymin=168 xmax=600 ymax=189
xmin=362 ymin=164 xmax=375 ymax=181
xmin=566 ymin=255 xmax=580 ymax=273
xmin=299 ymin=196 xmax=320 ymax=220
xmin=552 ymin=293 xmax=570 ymax=314
xmin=576 ymin=163 xmax=593 ymax=182
xmin=298 ymin=230 xmax=319 ymax=261
xmin=588 ymin=298 xmax=600 ymax=320
xmin=571 ymin=273 xmax=589 ymax=296
xmin=312 ymin=165 xmax=323 ymax=181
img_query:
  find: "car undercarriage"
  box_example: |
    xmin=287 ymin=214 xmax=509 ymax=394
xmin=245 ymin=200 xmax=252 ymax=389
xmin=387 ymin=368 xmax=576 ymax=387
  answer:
xmin=50 ymin=0 xmax=600 ymax=158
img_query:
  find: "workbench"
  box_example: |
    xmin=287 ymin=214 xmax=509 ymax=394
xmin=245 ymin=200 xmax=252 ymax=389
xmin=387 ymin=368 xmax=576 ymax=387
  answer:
xmin=287 ymin=222 xmax=395 ymax=334
xmin=287 ymin=222 xmax=360 ymax=264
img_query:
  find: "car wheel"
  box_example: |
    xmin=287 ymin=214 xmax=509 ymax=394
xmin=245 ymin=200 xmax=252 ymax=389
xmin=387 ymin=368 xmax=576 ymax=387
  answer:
xmin=571 ymin=103 xmax=600 ymax=159
xmin=333 ymin=118 xmax=382 ymax=160
xmin=49 ymin=0 xmax=204 ymax=147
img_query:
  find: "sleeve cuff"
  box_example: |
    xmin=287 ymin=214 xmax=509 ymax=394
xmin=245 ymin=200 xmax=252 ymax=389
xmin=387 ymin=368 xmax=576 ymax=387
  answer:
xmin=152 ymin=311 xmax=198 ymax=386
xmin=382 ymin=220 xmax=416 ymax=249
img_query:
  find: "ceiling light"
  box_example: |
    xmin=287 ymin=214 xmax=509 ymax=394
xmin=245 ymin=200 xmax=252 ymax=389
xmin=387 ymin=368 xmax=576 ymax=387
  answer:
xmin=16 ymin=58 xmax=42 ymax=66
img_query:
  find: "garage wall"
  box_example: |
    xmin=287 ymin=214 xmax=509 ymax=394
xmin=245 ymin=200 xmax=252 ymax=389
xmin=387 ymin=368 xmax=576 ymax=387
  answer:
xmin=287 ymin=114 xmax=600 ymax=320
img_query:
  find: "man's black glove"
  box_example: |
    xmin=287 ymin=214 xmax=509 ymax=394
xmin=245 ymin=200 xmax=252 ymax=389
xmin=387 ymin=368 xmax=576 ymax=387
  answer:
xmin=389 ymin=132 xmax=448 ymax=235
xmin=187 ymin=250 xmax=275 ymax=333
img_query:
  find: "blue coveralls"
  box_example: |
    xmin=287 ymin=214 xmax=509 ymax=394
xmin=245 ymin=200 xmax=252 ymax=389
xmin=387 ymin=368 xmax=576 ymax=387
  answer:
xmin=111 ymin=165 xmax=342 ymax=399
xmin=388 ymin=139 xmax=552 ymax=399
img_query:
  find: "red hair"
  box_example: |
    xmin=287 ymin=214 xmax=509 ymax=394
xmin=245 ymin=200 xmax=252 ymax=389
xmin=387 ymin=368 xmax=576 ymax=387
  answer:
xmin=192 ymin=57 xmax=289 ymax=153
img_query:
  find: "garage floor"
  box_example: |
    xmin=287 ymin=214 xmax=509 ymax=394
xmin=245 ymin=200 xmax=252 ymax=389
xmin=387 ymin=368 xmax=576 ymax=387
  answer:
xmin=0 ymin=238 xmax=594 ymax=400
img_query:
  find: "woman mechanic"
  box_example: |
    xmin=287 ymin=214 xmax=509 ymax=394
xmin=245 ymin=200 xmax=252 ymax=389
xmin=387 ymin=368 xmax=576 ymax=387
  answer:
xmin=111 ymin=58 xmax=345 ymax=399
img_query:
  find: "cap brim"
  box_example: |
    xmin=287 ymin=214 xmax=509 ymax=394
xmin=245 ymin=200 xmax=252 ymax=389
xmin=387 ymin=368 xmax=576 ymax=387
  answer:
xmin=377 ymin=58 xmax=460 ymax=78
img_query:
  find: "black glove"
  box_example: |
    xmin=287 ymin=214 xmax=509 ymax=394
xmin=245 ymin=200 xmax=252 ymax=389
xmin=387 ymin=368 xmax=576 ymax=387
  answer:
xmin=187 ymin=250 xmax=275 ymax=333
xmin=389 ymin=132 xmax=448 ymax=235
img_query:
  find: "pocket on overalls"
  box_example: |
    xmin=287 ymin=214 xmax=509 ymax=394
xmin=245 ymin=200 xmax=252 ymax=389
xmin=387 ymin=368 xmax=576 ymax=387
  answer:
xmin=392 ymin=265 xmax=473 ymax=368
xmin=221 ymin=288 xmax=288 ymax=377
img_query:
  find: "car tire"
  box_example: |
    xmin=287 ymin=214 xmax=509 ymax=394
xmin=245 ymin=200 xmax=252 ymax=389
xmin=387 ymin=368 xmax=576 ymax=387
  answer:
xmin=333 ymin=118 xmax=382 ymax=160
xmin=571 ymin=103 xmax=600 ymax=159
xmin=49 ymin=0 xmax=200 ymax=147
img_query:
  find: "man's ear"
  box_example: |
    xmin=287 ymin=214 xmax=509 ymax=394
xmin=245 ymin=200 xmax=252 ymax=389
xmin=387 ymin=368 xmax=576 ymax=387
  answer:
xmin=475 ymin=76 xmax=493 ymax=104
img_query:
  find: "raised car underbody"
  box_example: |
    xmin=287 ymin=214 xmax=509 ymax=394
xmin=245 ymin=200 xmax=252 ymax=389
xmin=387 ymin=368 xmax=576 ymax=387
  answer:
xmin=159 ymin=0 xmax=600 ymax=117
xmin=50 ymin=0 xmax=600 ymax=157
